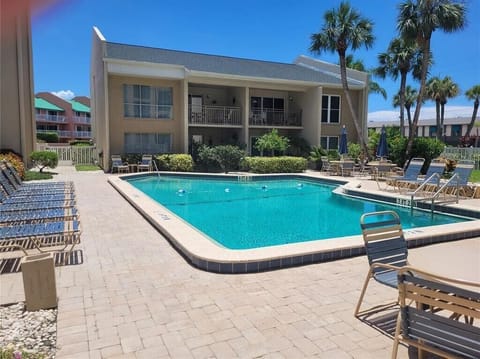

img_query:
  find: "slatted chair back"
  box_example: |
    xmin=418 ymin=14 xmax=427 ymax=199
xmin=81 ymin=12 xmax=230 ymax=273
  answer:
xmin=452 ymin=160 xmax=474 ymax=186
xmin=4 ymin=162 xmax=23 ymax=186
xmin=355 ymin=211 xmax=408 ymax=317
xmin=402 ymin=157 xmax=425 ymax=181
xmin=0 ymin=163 xmax=20 ymax=190
xmin=138 ymin=155 xmax=153 ymax=171
xmin=393 ymin=267 xmax=480 ymax=359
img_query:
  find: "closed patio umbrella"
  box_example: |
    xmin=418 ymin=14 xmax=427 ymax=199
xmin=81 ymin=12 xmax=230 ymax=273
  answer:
xmin=376 ymin=125 xmax=389 ymax=160
xmin=339 ymin=125 xmax=348 ymax=157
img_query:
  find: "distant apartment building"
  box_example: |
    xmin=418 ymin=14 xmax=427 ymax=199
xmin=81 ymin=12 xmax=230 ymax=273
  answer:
xmin=34 ymin=92 xmax=91 ymax=143
xmin=368 ymin=116 xmax=479 ymax=146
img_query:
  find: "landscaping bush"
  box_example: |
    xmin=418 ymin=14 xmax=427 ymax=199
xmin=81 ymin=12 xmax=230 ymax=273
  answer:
xmin=0 ymin=151 xmax=25 ymax=179
xmin=156 ymin=154 xmax=193 ymax=172
xmin=286 ymin=136 xmax=311 ymax=157
xmin=30 ymin=151 xmax=58 ymax=172
xmin=347 ymin=142 xmax=361 ymax=161
xmin=69 ymin=140 xmax=92 ymax=146
xmin=255 ymin=129 xmax=289 ymax=156
xmin=36 ymin=132 xmax=58 ymax=143
xmin=242 ymin=156 xmax=307 ymax=173
xmin=196 ymin=145 xmax=222 ymax=172
xmin=212 ymin=145 xmax=245 ymax=173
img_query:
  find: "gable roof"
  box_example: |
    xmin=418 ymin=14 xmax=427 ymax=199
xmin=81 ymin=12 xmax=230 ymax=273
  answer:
xmin=70 ymin=99 xmax=90 ymax=113
xmin=34 ymin=97 xmax=63 ymax=111
xmin=104 ymin=42 xmax=366 ymax=87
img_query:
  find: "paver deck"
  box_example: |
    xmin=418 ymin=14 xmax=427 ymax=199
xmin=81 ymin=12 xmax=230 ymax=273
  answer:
xmin=1 ymin=167 xmax=479 ymax=358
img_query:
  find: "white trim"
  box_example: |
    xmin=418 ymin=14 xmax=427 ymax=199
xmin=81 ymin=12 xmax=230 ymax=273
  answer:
xmin=107 ymin=61 xmax=186 ymax=79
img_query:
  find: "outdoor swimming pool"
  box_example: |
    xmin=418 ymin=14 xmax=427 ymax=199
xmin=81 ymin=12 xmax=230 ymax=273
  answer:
xmin=126 ymin=175 xmax=469 ymax=250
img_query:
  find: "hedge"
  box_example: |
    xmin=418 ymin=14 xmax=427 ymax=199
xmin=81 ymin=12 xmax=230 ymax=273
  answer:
xmin=242 ymin=156 xmax=307 ymax=173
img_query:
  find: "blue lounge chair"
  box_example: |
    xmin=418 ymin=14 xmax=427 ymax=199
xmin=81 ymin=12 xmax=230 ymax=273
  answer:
xmin=383 ymin=158 xmax=425 ymax=191
xmin=0 ymin=207 xmax=78 ymax=225
xmin=138 ymin=155 xmax=153 ymax=172
xmin=0 ymin=180 xmax=75 ymax=202
xmin=354 ymin=210 xmax=409 ymax=317
xmin=397 ymin=159 xmax=445 ymax=191
xmin=440 ymin=160 xmax=475 ymax=197
xmin=0 ymin=191 xmax=75 ymax=211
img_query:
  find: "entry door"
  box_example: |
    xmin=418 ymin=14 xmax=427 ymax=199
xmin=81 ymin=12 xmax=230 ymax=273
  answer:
xmin=191 ymin=96 xmax=203 ymax=123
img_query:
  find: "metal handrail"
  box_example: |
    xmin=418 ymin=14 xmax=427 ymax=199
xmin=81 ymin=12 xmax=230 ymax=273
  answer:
xmin=410 ymin=173 xmax=459 ymax=214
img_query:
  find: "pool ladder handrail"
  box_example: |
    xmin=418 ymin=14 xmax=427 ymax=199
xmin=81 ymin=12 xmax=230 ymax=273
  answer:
xmin=410 ymin=173 xmax=459 ymax=214
xmin=152 ymin=157 xmax=161 ymax=178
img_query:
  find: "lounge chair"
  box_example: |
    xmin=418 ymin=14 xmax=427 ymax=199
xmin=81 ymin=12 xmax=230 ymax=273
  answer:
xmin=0 ymin=207 xmax=78 ymax=226
xmin=0 ymin=191 xmax=75 ymax=212
xmin=441 ymin=160 xmax=475 ymax=197
xmin=382 ymin=158 xmax=425 ymax=191
xmin=354 ymin=210 xmax=409 ymax=317
xmin=0 ymin=219 xmax=81 ymax=255
xmin=0 ymin=179 xmax=75 ymax=202
xmin=397 ymin=159 xmax=445 ymax=192
xmin=111 ymin=155 xmax=129 ymax=173
xmin=392 ymin=266 xmax=480 ymax=358
xmin=138 ymin=155 xmax=153 ymax=172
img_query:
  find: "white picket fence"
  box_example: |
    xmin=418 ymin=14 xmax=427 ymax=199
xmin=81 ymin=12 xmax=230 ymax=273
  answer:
xmin=442 ymin=147 xmax=480 ymax=169
xmin=38 ymin=145 xmax=99 ymax=165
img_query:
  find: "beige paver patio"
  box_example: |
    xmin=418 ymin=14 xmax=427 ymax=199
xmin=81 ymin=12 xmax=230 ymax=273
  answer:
xmin=1 ymin=166 xmax=479 ymax=358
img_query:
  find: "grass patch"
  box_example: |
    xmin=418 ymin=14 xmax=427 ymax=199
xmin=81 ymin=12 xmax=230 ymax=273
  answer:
xmin=470 ymin=169 xmax=480 ymax=183
xmin=75 ymin=164 xmax=101 ymax=171
xmin=24 ymin=171 xmax=54 ymax=181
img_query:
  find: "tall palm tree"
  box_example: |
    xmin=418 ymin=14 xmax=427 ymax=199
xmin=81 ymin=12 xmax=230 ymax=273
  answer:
xmin=344 ymin=55 xmax=387 ymax=100
xmin=397 ymin=0 xmax=466 ymax=157
xmin=426 ymin=76 xmax=442 ymax=139
xmin=393 ymin=85 xmax=418 ymax=131
xmin=465 ymin=84 xmax=480 ymax=137
xmin=310 ymin=1 xmax=374 ymax=157
xmin=375 ymin=37 xmax=423 ymax=137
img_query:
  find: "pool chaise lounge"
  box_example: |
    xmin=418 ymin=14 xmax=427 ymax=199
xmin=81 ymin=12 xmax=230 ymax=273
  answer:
xmin=0 ymin=207 xmax=78 ymax=225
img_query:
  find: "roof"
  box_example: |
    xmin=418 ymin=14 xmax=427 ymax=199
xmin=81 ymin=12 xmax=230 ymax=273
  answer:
xmin=104 ymin=42 xmax=366 ymax=87
xmin=70 ymin=99 xmax=90 ymax=113
xmin=368 ymin=117 xmax=478 ymax=127
xmin=34 ymin=97 xmax=63 ymax=111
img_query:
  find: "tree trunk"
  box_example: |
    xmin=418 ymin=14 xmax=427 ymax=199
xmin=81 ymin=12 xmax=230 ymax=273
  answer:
xmin=465 ymin=97 xmax=479 ymax=137
xmin=405 ymin=38 xmax=431 ymax=161
xmin=399 ymin=73 xmax=407 ymax=137
xmin=439 ymin=101 xmax=446 ymax=140
xmin=338 ymin=53 xmax=370 ymax=158
xmin=406 ymin=105 xmax=413 ymax=130
xmin=435 ymin=100 xmax=441 ymax=140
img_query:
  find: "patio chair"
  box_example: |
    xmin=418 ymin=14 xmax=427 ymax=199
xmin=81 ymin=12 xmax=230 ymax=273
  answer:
xmin=354 ymin=210 xmax=409 ymax=317
xmin=441 ymin=160 xmax=475 ymax=197
xmin=0 ymin=207 xmax=78 ymax=226
xmin=392 ymin=266 xmax=480 ymax=359
xmin=397 ymin=159 xmax=445 ymax=192
xmin=111 ymin=155 xmax=129 ymax=173
xmin=382 ymin=158 xmax=425 ymax=191
xmin=138 ymin=155 xmax=153 ymax=172
xmin=0 ymin=190 xmax=75 ymax=212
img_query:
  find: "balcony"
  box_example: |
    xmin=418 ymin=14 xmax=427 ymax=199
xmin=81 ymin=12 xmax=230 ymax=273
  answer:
xmin=73 ymin=131 xmax=92 ymax=138
xmin=36 ymin=129 xmax=72 ymax=138
xmin=36 ymin=114 xmax=66 ymax=123
xmin=73 ymin=116 xmax=91 ymax=124
xmin=189 ymin=105 xmax=241 ymax=126
xmin=249 ymin=109 xmax=302 ymax=127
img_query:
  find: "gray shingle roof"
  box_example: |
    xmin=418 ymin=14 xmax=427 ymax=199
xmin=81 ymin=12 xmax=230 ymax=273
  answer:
xmin=105 ymin=42 xmax=361 ymax=86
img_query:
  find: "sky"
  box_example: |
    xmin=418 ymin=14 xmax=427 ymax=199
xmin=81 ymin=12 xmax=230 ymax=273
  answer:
xmin=31 ymin=0 xmax=480 ymax=121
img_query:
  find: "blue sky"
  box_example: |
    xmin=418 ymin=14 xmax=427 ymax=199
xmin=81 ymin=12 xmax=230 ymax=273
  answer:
xmin=31 ymin=0 xmax=479 ymax=120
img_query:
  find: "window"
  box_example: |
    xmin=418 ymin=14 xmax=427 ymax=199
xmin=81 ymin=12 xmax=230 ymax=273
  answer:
xmin=320 ymin=136 xmax=339 ymax=150
xmin=451 ymin=125 xmax=462 ymax=137
xmin=429 ymin=126 xmax=437 ymax=137
xmin=123 ymin=85 xmax=173 ymax=119
xmin=321 ymin=95 xmax=340 ymax=123
xmin=124 ymin=133 xmax=172 ymax=154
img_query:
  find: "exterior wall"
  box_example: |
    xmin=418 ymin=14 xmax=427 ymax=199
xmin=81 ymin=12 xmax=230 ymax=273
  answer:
xmin=298 ymin=87 xmax=321 ymax=147
xmin=107 ymin=75 xmax=184 ymax=155
xmin=0 ymin=0 xmax=35 ymax=162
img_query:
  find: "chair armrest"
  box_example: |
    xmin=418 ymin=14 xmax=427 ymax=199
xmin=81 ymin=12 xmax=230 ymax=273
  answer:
xmin=370 ymin=262 xmax=404 ymax=271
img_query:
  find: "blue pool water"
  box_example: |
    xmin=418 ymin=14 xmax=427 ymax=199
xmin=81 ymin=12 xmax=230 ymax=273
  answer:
xmin=127 ymin=175 xmax=469 ymax=250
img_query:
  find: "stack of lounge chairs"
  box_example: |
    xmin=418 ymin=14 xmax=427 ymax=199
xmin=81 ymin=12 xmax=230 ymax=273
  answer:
xmin=0 ymin=162 xmax=80 ymax=257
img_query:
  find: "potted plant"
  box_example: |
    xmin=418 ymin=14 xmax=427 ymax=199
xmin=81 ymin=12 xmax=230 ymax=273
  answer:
xmin=309 ymin=146 xmax=326 ymax=170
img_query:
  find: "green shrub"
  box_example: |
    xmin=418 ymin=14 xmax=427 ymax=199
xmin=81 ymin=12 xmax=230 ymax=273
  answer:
xmin=327 ymin=150 xmax=340 ymax=161
xmin=243 ymin=156 xmax=307 ymax=173
xmin=255 ymin=129 xmax=289 ymax=156
xmin=156 ymin=154 xmax=193 ymax=172
xmin=37 ymin=132 xmax=58 ymax=143
xmin=69 ymin=140 xmax=92 ymax=146
xmin=196 ymin=145 xmax=222 ymax=172
xmin=286 ymin=136 xmax=311 ymax=157
xmin=0 ymin=151 xmax=25 ymax=179
xmin=347 ymin=142 xmax=361 ymax=160
xmin=30 ymin=151 xmax=58 ymax=172
xmin=212 ymin=145 xmax=245 ymax=173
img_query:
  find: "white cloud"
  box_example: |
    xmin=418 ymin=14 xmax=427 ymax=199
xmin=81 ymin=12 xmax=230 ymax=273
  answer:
xmin=368 ymin=106 xmax=473 ymax=122
xmin=51 ymin=90 xmax=75 ymax=100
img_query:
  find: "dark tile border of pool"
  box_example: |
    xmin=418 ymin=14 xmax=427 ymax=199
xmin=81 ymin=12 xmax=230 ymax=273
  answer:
xmin=109 ymin=172 xmax=480 ymax=274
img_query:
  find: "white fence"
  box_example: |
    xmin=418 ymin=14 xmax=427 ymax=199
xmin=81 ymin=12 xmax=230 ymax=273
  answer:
xmin=38 ymin=145 xmax=98 ymax=165
xmin=442 ymin=147 xmax=480 ymax=169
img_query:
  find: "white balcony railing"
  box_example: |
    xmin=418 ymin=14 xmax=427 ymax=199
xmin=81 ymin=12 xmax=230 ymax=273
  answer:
xmin=36 ymin=114 xmax=66 ymax=123
xmin=189 ymin=105 xmax=241 ymax=126
xmin=73 ymin=131 xmax=92 ymax=138
xmin=249 ymin=108 xmax=302 ymax=127
xmin=73 ymin=116 xmax=91 ymax=124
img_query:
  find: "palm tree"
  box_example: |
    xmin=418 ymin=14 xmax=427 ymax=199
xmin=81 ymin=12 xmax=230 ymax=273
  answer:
xmin=426 ymin=76 xmax=459 ymax=140
xmin=344 ymin=55 xmax=387 ymax=100
xmin=465 ymin=85 xmax=480 ymax=137
xmin=397 ymin=0 xmax=466 ymax=157
xmin=393 ymin=85 xmax=418 ymax=131
xmin=375 ymin=37 xmax=423 ymax=137
xmin=310 ymin=1 xmax=374 ymax=157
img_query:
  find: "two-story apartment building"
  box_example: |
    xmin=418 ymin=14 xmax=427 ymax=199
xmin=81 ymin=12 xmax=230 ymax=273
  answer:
xmin=90 ymin=27 xmax=369 ymax=170
xmin=35 ymin=92 xmax=91 ymax=143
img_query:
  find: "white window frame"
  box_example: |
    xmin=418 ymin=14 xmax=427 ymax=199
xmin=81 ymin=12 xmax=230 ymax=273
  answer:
xmin=123 ymin=84 xmax=173 ymax=119
xmin=321 ymin=95 xmax=341 ymax=124
xmin=124 ymin=133 xmax=172 ymax=154
xmin=320 ymin=136 xmax=339 ymax=150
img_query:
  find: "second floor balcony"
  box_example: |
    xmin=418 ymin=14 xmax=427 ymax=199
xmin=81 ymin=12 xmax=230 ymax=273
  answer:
xmin=189 ymin=105 xmax=242 ymax=126
xmin=73 ymin=131 xmax=92 ymax=138
xmin=249 ymin=108 xmax=302 ymax=127
xmin=73 ymin=116 xmax=91 ymax=124
xmin=36 ymin=113 xmax=66 ymax=123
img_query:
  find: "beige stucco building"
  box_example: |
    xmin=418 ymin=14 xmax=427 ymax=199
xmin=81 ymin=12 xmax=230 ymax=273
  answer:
xmin=0 ymin=0 xmax=36 ymax=162
xmin=91 ymin=27 xmax=369 ymax=170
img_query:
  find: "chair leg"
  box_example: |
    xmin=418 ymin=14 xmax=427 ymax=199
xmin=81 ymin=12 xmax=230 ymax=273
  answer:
xmin=391 ymin=311 xmax=402 ymax=359
xmin=354 ymin=270 xmax=373 ymax=317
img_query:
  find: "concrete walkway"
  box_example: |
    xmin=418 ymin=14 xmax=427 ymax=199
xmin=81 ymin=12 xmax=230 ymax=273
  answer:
xmin=1 ymin=167 xmax=479 ymax=358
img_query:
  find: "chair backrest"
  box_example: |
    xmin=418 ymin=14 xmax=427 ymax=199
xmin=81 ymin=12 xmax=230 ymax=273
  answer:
xmin=140 ymin=155 xmax=152 ymax=165
xmin=396 ymin=267 xmax=480 ymax=358
xmin=111 ymin=155 xmax=123 ymax=166
xmin=3 ymin=162 xmax=23 ymax=186
xmin=424 ymin=160 xmax=445 ymax=178
xmin=452 ymin=160 xmax=474 ymax=185
xmin=403 ymin=158 xmax=425 ymax=180
xmin=360 ymin=211 xmax=408 ymax=274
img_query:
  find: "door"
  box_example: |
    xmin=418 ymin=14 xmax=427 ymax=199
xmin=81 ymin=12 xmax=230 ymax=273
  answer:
xmin=190 ymin=95 xmax=203 ymax=123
